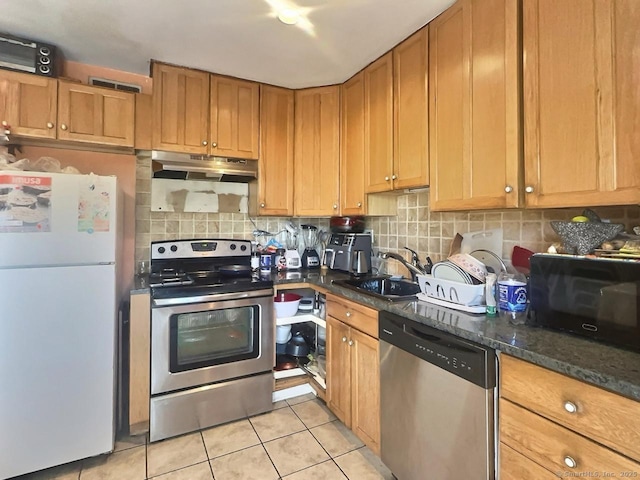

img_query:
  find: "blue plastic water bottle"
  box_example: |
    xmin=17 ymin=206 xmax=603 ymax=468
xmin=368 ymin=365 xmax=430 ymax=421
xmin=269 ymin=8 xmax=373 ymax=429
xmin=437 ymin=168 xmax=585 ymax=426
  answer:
xmin=497 ymin=271 xmax=528 ymax=325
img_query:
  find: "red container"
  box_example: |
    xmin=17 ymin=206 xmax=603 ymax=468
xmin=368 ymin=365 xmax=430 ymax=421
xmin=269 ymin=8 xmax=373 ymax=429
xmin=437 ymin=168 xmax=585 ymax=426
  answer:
xmin=330 ymin=216 xmax=365 ymax=233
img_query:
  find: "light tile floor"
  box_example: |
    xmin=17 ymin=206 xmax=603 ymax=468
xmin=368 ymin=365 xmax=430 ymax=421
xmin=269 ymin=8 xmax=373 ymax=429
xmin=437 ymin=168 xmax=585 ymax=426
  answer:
xmin=15 ymin=394 xmax=393 ymax=480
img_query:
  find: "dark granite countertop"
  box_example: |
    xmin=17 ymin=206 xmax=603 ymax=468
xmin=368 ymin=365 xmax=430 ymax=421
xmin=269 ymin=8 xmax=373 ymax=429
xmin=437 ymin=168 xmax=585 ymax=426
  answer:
xmin=131 ymin=270 xmax=640 ymax=400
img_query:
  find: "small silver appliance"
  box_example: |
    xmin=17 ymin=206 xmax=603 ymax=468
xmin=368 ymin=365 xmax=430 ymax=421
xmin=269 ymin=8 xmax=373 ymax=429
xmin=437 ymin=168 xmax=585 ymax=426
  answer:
xmin=323 ymin=233 xmax=372 ymax=274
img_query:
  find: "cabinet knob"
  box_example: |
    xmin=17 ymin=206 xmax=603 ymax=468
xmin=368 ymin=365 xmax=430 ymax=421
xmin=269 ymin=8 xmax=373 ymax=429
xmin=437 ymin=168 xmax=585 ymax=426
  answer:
xmin=348 ymin=340 xmax=354 ymax=346
xmin=564 ymin=456 xmax=577 ymax=469
xmin=384 ymin=176 xmax=390 ymax=181
xmin=357 ymin=202 xmax=362 ymax=208
xmin=346 ymin=311 xmax=352 ymax=317
xmin=392 ymin=174 xmax=397 ymax=180
xmin=563 ymin=401 xmax=577 ymax=414
xmin=342 ymin=336 xmax=347 ymax=343
xmin=525 ymin=185 xmax=534 ymax=194
xmin=60 ymin=124 xmax=68 ymax=131
xmin=46 ymin=122 xmax=54 ymax=129
xmin=202 ymin=140 xmax=208 ymax=146
xmin=333 ymin=204 xmax=338 ymax=209
xmin=505 ymin=185 xmax=513 ymax=193
xmin=1 ymin=121 xmax=7 ymax=127
xmin=212 ymin=142 xmax=217 ymax=148
xmin=260 ymin=203 xmax=265 ymax=208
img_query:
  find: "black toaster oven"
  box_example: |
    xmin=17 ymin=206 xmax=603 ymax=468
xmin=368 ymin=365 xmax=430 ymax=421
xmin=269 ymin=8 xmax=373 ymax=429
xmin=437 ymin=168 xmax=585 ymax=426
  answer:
xmin=0 ymin=32 xmax=58 ymax=77
xmin=529 ymin=253 xmax=640 ymax=352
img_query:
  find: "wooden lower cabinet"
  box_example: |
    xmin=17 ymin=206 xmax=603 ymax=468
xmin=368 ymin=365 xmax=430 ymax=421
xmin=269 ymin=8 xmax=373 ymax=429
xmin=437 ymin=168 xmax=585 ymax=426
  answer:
xmin=129 ymin=292 xmax=150 ymax=435
xmin=326 ymin=301 xmax=380 ymax=455
xmin=500 ymin=442 xmax=558 ymax=480
xmin=500 ymin=354 xmax=640 ymax=478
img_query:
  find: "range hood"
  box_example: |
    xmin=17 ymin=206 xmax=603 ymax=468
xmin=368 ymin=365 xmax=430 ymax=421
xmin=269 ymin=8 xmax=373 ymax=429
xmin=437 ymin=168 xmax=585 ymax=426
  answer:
xmin=148 ymin=150 xmax=258 ymax=182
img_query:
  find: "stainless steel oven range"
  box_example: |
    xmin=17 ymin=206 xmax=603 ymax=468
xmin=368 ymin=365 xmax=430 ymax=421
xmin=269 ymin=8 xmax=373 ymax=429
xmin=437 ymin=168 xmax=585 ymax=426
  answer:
xmin=149 ymin=239 xmax=274 ymax=442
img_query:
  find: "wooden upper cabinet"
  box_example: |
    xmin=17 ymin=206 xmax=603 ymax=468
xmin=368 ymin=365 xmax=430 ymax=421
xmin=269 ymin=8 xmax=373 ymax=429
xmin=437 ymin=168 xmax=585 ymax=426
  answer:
xmin=57 ymin=81 xmax=135 ymax=147
xmin=294 ymin=86 xmax=340 ymax=216
xmin=210 ymin=76 xmax=260 ymax=159
xmin=341 ymin=72 xmax=366 ymax=215
xmin=523 ymin=0 xmax=640 ymax=207
xmin=0 ymin=70 xmax=57 ymax=139
xmin=256 ymin=85 xmax=294 ymax=216
xmin=364 ymin=53 xmax=394 ymax=193
xmin=152 ymin=63 xmax=209 ymax=154
xmin=429 ymin=0 xmax=521 ymax=211
xmin=393 ymin=27 xmax=429 ymax=190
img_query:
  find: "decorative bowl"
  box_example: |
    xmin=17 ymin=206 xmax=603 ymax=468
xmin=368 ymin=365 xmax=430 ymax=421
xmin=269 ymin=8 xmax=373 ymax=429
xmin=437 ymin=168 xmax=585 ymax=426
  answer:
xmin=448 ymin=253 xmax=488 ymax=284
xmin=550 ymin=221 xmax=624 ymax=255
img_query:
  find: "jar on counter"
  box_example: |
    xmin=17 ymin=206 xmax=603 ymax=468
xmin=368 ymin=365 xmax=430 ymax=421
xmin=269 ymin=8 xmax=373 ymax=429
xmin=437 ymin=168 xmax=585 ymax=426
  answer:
xmin=251 ymin=252 xmax=260 ymax=272
xmin=276 ymin=248 xmax=287 ymax=271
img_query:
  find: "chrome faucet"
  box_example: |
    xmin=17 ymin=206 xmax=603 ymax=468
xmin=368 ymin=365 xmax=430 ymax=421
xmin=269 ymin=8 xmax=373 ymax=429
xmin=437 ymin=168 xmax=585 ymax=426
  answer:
xmin=378 ymin=249 xmax=426 ymax=282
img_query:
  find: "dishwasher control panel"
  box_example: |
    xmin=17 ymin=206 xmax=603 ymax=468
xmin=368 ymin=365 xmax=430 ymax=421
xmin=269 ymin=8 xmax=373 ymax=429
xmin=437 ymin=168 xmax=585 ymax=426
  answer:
xmin=379 ymin=311 xmax=496 ymax=389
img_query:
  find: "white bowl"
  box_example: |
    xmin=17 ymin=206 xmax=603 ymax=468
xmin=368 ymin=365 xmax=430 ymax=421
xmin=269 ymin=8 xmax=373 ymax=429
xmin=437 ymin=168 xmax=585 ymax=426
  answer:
xmin=274 ymin=292 xmax=302 ymax=318
xmin=417 ymin=274 xmax=486 ymax=306
xmin=276 ymin=325 xmax=292 ymax=344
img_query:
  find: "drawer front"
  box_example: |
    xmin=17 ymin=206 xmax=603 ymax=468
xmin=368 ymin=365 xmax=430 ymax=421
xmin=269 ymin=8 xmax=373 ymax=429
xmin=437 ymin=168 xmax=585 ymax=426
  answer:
xmin=326 ymin=294 xmax=378 ymax=338
xmin=501 ymin=354 xmax=640 ymax=462
xmin=501 ymin=399 xmax=640 ymax=475
xmin=500 ymin=442 xmax=558 ymax=480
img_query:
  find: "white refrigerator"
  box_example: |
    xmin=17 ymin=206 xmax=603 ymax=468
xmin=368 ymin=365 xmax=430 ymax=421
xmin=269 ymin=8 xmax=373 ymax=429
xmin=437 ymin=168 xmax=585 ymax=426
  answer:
xmin=0 ymin=170 xmax=121 ymax=479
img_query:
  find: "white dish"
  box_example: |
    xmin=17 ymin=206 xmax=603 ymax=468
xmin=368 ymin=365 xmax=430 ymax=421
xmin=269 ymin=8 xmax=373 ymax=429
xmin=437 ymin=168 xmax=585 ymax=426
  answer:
xmin=431 ymin=261 xmax=473 ymax=285
xmin=448 ymin=253 xmax=488 ymax=283
xmin=469 ymin=249 xmax=506 ymax=274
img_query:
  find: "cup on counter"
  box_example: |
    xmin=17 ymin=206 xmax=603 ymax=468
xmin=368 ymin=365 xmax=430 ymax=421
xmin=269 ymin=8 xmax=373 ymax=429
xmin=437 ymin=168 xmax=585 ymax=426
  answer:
xmin=137 ymin=260 xmax=150 ymax=275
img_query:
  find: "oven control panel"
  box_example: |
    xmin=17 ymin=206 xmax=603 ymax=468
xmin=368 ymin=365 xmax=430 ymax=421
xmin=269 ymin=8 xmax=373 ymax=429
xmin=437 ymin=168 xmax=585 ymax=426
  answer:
xmin=151 ymin=239 xmax=251 ymax=259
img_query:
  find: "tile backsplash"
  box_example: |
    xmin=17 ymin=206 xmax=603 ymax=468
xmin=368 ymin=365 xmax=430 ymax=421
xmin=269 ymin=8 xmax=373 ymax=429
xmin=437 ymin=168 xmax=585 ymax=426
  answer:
xmin=136 ymin=156 xmax=640 ymax=271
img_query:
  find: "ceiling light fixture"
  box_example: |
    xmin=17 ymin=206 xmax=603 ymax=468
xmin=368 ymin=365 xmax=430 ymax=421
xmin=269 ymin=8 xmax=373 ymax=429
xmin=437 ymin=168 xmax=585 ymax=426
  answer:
xmin=278 ymin=8 xmax=300 ymax=25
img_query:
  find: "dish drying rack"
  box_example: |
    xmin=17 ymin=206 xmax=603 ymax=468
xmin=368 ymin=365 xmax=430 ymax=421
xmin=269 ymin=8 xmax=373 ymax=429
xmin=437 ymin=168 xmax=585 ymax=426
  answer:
xmin=416 ymin=274 xmax=487 ymax=314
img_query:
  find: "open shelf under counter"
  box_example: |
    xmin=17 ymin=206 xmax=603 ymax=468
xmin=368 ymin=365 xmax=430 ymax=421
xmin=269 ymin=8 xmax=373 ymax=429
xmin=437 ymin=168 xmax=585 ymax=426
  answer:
xmin=276 ymin=312 xmax=326 ymax=328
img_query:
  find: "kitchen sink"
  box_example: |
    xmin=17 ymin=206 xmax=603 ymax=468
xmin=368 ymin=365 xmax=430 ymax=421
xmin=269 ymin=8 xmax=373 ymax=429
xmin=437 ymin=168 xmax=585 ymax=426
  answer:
xmin=333 ymin=276 xmax=421 ymax=302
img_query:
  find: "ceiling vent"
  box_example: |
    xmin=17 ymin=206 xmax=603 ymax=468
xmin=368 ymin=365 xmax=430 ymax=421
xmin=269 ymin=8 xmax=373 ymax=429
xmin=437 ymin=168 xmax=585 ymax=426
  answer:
xmin=89 ymin=77 xmax=142 ymax=93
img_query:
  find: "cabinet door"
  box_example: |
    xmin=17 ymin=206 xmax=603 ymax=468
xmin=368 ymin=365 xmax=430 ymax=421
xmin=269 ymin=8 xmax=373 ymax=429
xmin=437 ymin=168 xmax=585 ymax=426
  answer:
xmin=57 ymin=81 xmax=135 ymax=147
xmin=500 ymin=442 xmax=558 ymax=480
xmin=393 ymin=27 xmax=429 ymax=190
xmin=152 ymin=63 xmax=209 ymax=154
xmin=210 ymin=76 xmax=260 ymax=159
xmin=0 ymin=70 xmax=57 ymax=139
xmin=350 ymin=328 xmax=380 ymax=454
xmin=523 ymin=0 xmax=640 ymax=207
xmin=429 ymin=0 xmax=521 ymax=211
xmin=294 ymin=86 xmax=340 ymax=216
xmin=326 ymin=317 xmax=351 ymax=426
xmin=257 ymin=85 xmax=294 ymax=216
xmin=340 ymin=72 xmax=366 ymax=215
xmin=364 ymin=53 xmax=394 ymax=193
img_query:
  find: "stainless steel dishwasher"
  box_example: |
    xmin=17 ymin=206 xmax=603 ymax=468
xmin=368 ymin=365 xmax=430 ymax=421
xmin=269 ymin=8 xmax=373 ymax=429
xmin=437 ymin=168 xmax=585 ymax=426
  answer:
xmin=379 ymin=311 xmax=497 ymax=480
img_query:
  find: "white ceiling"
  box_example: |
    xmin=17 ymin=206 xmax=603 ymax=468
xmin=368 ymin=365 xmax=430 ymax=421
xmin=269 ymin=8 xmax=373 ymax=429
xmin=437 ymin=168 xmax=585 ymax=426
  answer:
xmin=0 ymin=0 xmax=455 ymax=88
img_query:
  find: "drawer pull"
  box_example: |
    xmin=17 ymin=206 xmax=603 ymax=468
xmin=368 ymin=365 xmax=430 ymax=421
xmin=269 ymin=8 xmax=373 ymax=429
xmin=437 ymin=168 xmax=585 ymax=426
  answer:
xmin=346 ymin=311 xmax=352 ymax=317
xmin=564 ymin=401 xmax=577 ymax=413
xmin=342 ymin=336 xmax=347 ymax=343
xmin=348 ymin=340 xmax=354 ymax=346
xmin=564 ymin=456 xmax=577 ymax=468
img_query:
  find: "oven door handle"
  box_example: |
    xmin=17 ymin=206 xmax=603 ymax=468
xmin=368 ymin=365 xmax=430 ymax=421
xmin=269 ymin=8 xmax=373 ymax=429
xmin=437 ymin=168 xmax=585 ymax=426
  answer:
xmin=152 ymin=288 xmax=274 ymax=307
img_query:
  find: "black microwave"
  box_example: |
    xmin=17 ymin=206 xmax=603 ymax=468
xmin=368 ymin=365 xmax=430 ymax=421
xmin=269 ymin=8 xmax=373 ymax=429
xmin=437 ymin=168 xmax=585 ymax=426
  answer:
xmin=529 ymin=254 xmax=640 ymax=352
xmin=0 ymin=32 xmax=58 ymax=77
